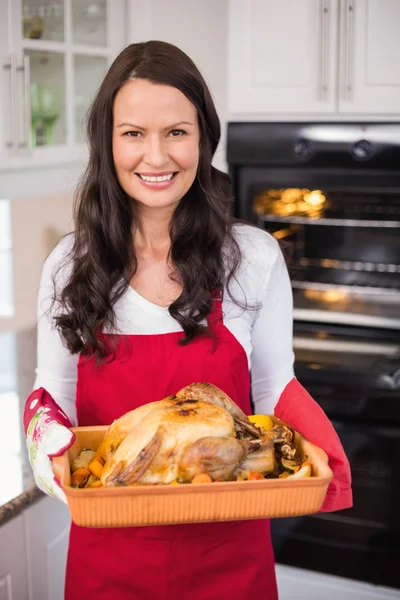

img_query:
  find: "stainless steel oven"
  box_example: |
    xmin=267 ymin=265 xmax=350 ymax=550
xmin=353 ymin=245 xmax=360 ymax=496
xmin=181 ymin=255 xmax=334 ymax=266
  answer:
xmin=227 ymin=122 xmax=400 ymax=588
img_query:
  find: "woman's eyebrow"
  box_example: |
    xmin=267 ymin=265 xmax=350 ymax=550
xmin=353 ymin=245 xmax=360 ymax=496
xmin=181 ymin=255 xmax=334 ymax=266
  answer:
xmin=116 ymin=121 xmax=194 ymax=130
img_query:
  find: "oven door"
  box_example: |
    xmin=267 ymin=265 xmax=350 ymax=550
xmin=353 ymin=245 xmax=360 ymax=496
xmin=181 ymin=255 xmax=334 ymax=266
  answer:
xmin=271 ymin=328 xmax=400 ymax=588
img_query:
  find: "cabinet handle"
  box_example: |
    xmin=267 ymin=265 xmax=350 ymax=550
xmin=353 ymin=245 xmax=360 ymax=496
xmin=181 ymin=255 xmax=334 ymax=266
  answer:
xmin=318 ymin=0 xmax=329 ymax=101
xmin=17 ymin=55 xmax=31 ymax=149
xmin=343 ymin=0 xmax=354 ymax=101
xmin=2 ymin=54 xmax=18 ymax=151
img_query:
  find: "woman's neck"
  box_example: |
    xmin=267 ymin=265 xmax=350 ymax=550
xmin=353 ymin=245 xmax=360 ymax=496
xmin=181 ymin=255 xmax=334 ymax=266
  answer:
xmin=133 ymin=207 xmax=173 ymax=258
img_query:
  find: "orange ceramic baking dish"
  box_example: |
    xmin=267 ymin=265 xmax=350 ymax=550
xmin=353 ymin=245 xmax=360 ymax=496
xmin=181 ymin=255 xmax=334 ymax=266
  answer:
xmin=52 ymin=424 xmax=332 ymax=528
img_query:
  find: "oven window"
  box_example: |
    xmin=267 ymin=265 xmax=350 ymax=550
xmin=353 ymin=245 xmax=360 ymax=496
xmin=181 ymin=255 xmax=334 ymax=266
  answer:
xmin=252 ymin=187 xmax=400 ymax=293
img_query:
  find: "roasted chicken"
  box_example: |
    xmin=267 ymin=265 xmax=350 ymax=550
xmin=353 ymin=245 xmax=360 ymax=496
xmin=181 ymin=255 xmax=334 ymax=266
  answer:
xmin=98 ymin=382 xmax=296 ymax=487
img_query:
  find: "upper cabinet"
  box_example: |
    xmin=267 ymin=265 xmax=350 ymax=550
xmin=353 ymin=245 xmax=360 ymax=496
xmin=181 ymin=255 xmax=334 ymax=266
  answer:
xmin=228 ymin=0 xmax=339 ymax=115
xmin=0 ymin=0 xmax=126 ymax=171
xmin=228 ymin=0 xmax=400 ymax=117
xmin=339 ymin=0 xmax=400 ymax=114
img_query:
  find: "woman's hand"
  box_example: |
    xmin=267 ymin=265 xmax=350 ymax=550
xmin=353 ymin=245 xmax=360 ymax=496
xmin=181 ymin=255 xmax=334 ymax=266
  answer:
xmin=24 ymin=387 xmax=75 ymax=503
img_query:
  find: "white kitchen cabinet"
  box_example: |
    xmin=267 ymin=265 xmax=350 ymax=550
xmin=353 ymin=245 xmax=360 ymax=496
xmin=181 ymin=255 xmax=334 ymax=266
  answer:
xmin=0 ymin=497 xmax=71 ymax=600
xmin=228 ymin=0 xmax=339 ymax=115
xmin=0 ymin=0 xmax=126 ymax=172
xmin=228 ymin=0 xmax=400 ymax=117
xmin=0 ymin=515 xmax=29 ymax=600
xmin=339 ymin=0 xmax=400 ymax=114
xmin=24 ymin=497 xmax=71 ymax=600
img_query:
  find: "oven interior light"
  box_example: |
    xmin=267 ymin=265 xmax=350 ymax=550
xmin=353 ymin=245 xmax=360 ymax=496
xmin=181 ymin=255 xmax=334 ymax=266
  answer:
xmin=304 ymin=289 xmax=348 ymax=303
xmin=304 ymin=190 xmax=326 ymax=206
xmin=254 ymin=188 xmax=327 ymax=217
xmin=316 ymin=331 xmax=329 ymax=339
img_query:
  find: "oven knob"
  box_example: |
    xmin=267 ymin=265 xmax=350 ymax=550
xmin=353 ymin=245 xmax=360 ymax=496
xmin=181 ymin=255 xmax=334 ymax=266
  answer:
xmin=352 ymin=139 xmax=374 ymax=160
xmin=294 ymin=139 xmax=312 ymax=158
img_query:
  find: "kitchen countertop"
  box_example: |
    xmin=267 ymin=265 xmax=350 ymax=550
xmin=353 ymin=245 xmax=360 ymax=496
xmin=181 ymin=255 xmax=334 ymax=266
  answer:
xmin=0 ymin=327 xmax=44 ymax=526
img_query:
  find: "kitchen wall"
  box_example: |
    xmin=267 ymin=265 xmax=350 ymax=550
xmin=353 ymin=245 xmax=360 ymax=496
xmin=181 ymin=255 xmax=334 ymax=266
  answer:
xmin=0 ymin=193 xmax=73 ymax=333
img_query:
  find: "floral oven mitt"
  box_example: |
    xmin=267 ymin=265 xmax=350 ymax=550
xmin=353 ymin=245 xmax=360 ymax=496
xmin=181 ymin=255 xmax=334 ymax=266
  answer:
xmin=24 ymin=387 xmax=75 ymax=502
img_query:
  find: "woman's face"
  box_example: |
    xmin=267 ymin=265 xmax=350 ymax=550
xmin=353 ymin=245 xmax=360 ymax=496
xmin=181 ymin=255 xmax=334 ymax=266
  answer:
xmin=113 ymin=78 xmax=200 ymax=214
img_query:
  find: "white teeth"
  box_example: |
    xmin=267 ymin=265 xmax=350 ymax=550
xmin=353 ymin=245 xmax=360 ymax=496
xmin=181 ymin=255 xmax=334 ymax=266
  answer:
xmin=139 ymin=173 xmax=174 ymax=182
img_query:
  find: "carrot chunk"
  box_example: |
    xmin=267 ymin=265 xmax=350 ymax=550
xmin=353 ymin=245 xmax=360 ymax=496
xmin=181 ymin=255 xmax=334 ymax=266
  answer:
xmin=192 ymin=473 xmax=212 ymax=484
xmin=248 ymin=472 xmax=264 ymax=480
xmin=71 ymin=467 xmax=91 ymax=488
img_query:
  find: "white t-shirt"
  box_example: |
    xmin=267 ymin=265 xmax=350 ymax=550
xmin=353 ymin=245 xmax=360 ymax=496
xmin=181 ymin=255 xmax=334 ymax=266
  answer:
xmin=34 ymin=223 xmax=295 ymax=425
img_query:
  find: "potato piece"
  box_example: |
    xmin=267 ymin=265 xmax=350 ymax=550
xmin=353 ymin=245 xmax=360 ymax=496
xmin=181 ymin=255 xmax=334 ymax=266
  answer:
xmin=71 ymin=449 xmax=96 ymax=472
xmin=89 ymin=480 xmax=103 ymax=488
xmin=84 ymin=474 xmax=99 ymax=488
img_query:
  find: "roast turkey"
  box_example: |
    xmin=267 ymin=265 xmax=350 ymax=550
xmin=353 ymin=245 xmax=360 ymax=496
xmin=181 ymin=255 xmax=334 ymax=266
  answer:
xmin=98 ymin=382 xmax=294 ymax=486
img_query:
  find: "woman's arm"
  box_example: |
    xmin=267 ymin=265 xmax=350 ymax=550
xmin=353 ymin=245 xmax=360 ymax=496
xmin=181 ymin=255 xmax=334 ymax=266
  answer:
xmin=33 ymin=236 xmax=79 ymax=425
xmin=250 ymin=241 xmax=295 ymax=415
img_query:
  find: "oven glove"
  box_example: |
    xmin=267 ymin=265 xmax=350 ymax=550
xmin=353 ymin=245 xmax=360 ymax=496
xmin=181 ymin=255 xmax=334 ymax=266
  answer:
xmin=274 ymin=377 xmax=352 ymax=513
xmin=24 ymin=387 xmax=75 ymax=503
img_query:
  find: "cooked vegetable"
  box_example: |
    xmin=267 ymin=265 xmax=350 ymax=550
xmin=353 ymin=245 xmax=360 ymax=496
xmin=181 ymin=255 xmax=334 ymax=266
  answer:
xmin=88 ymin=455 xmax=105 ymax=479
xmin=71 ymin=449 xmax=96 ymax=472
xmin=83 ymin=474 xmax=99 ymax=488
xmin=88 ymin=480 xmax=103 ymax=488
xmin=71 ymin=467 xmax=91 ymax=488
xmin=248 ymin=414 xmax=274 ymax=432
xmin=281 ymin=458 xmax=300 ymax=473
xmin=248 ymin=472 xmax=264 ymax=480
xmin=191 ymin=473 xmax=212 ymax=484
xmin=288 ymin=462 xmax=312 ymax=479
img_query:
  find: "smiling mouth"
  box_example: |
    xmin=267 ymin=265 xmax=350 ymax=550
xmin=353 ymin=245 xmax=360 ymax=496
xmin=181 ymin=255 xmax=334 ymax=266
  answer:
xmin=136 ymin=172 xmax=178 ymax=183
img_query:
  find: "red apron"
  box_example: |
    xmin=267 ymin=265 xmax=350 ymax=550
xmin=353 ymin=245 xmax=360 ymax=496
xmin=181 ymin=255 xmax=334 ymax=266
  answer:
xmin=65 ymin=294 xmax=278 ymax=600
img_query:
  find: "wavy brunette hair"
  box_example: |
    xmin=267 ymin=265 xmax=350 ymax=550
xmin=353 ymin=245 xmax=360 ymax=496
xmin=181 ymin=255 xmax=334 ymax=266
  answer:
xmin=54 ymin=40 xmax=245 ymax=359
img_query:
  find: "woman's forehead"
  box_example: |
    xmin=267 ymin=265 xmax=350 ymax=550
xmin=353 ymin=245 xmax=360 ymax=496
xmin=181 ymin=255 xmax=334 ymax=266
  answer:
xmin=114 ymin=79 xmax=197 ymax=125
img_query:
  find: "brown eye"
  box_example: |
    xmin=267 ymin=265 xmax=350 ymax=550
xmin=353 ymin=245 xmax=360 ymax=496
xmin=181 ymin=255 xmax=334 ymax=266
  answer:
xmin=170 ymin=129 xmax=186 ymax=137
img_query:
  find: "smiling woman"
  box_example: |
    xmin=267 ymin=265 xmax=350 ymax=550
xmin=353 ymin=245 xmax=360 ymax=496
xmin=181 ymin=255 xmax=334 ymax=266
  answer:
xmin=23 ymin=39 xmax=352 ymax=600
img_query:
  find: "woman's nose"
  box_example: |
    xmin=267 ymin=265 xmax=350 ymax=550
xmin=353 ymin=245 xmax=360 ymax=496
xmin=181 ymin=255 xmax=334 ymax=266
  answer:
xmin=143 ymin=136 xmax=168 ymax=168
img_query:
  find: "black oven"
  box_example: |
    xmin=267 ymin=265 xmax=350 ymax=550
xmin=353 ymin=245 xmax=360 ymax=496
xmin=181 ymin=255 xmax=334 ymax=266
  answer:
xmin=227 ymin=122 xmax=400 ymax=589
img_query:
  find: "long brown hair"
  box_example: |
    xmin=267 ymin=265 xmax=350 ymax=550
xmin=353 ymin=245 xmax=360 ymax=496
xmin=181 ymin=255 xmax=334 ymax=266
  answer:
xmin=54 ymin=40 xmax=243 ymax=358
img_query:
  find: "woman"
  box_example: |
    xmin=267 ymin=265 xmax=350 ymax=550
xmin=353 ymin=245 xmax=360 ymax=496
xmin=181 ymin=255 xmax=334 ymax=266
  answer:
xmin=24 ymin=41 xmax=352 ymax=600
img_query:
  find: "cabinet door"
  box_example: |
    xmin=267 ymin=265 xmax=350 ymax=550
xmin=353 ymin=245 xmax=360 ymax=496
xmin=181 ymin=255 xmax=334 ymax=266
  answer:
xmin=228 ymin=0 xmax=339 ymax=116
xmin=0 ymin=0 xmax=14 ymax=166
xmin=0 ymin=515 xmax=29 ymax=600
xmin=0 ymin=0 xmax=126 ymax=171
xmin=24 ymin=497 xmax=71 ymax=600
xmin=339 ymin=0 xmax=400 ymax=114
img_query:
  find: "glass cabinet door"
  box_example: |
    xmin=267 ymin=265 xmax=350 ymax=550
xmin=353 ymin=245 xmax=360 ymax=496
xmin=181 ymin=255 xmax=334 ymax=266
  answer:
xmin=1 ymin=0 xmax=125 ymax=163
xmin=26 ymin=49 xmax=66 ymax=147
xmin=22 ymin=0 xmax=64 ymax=42
xmin=72 ymin=0 xmax=107 ymax=47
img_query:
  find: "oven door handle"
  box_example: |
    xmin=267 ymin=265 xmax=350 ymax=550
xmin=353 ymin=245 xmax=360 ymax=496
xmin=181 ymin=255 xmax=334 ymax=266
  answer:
xmin=378 ymin=367 xmax=400 ymax=390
